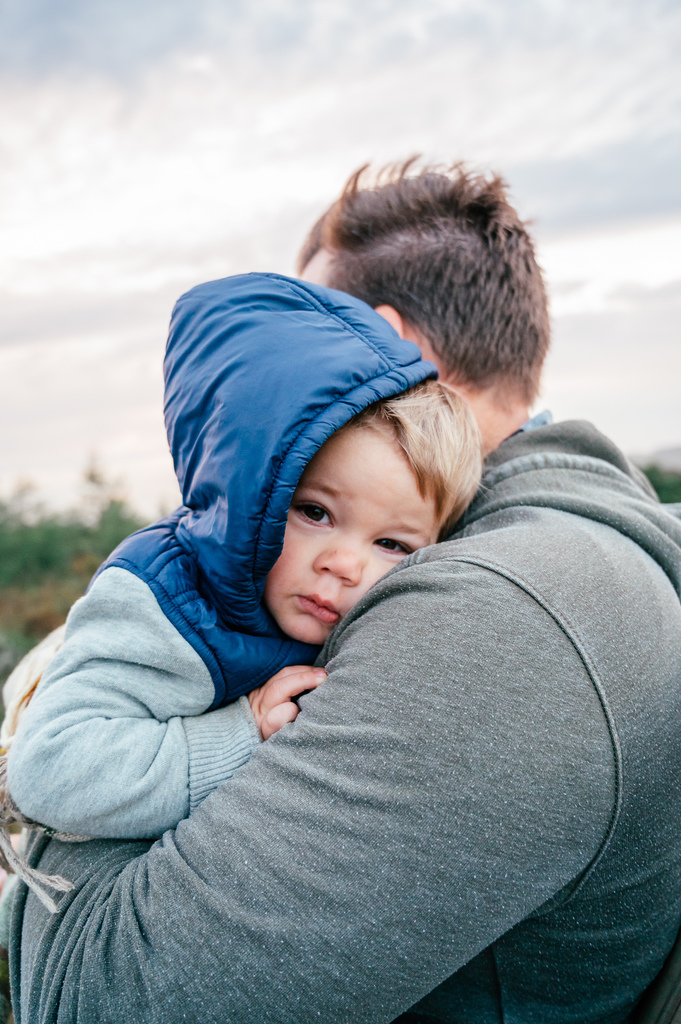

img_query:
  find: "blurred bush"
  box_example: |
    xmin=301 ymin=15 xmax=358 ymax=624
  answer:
xmin=641 ymin=465 xmax=681 ymax=504
xmin=0 ymin=467 xmax=145 ymax=688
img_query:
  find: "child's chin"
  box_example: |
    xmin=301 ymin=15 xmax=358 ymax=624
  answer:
xmin=288 ymin=619 xmax=333 ymax=646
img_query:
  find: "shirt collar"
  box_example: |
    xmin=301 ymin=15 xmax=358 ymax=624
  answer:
xmin=516 ymin=409 xmax=553 ymax=433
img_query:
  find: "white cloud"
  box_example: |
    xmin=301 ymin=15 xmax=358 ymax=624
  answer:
xmin=1 ymin=0 xmax=679 ymax=509
xmin=540 ymin=215 xmax=681 ymax=316
xmin=1 ymin=0 xmax=679 ymax=290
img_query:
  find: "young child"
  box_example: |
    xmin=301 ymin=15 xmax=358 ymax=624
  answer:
xmin=3 ymin=273 xmax=481 ymax=908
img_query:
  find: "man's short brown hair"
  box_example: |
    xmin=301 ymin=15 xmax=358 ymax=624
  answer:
xmin=297 ymin=160 xmax=550 ymax=405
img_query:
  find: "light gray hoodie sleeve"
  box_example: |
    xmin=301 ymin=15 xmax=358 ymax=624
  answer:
xmin=7 ymin=567 xmax=261 ymax=839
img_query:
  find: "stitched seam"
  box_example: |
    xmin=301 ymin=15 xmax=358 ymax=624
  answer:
xmin=187 ymin=274 xmax=428 ymax=595
xmin=106 ymin=559 xmax=286 ymax=702
xmin=490 ymin=945 xmax=505 ymax=1024
xmin=109 ymin=557 xmax=202 ymax=626
xmin=174 ymin=588 xmax=203 ymax=606
xmin=457 ymin=498 xmax=681 ymax=602
xmin=248 ymin=272 xmax=421 ymax=577
xmin=481 ymin=453 xmax=640 ymax=491
xmin=442 ymin=554 xmax=623 ymax=904
xmin=250 ymin=364 xmax=414 ymax=580
xmin=106 ymin=558 xmax=226 ymax=707
xmin=257 ymin=273 xmax=393 ymax=368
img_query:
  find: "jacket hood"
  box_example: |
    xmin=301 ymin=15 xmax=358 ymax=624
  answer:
xmin=460 ymin=419 xmax=681 ymax=599
xmin=164 ymin=272 xmax=437 ymax=634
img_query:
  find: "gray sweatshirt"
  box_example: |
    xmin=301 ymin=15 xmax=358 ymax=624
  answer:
xmin=10 ymin=421 xmax=681 ymax=1024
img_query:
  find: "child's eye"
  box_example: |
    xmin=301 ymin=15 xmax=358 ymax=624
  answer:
xmin=297 ymin=503 xmax=329 ymax=524
xmin=375 ymin=538 xmax=411 ymax=554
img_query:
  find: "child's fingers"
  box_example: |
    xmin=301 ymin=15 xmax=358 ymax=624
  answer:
xmin=261 ymin=701 xmax=300 ymax=741
xmin=260 ymin=666 xmax=326 ymax=712
xmin=248 ymin=666 xmax=326 ymax=737
xmin=266 ymin=664 xmax=314 ymax=682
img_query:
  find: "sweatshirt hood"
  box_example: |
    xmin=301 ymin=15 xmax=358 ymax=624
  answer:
xmin=163 ymin=272 xmax=437 ymax=634
xmin=459 ymin=419 xmax=681 ymax=599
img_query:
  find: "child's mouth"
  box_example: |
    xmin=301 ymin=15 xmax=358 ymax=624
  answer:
xmin=297 ymin=595 xmax=340 ymax=625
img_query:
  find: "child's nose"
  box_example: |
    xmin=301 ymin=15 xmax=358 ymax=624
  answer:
xmin=314 ymin=546 xmax=366 ymax=586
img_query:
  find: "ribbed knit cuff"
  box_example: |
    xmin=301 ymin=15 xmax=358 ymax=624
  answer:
xmin=182 ymin=697 xmax=261 ymax=813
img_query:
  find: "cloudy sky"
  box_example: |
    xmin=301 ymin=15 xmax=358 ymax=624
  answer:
xmin=1 ymin=0 xmax=680 ymax=513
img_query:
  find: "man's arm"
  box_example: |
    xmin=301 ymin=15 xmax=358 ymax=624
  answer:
xmin=12 ymin=558 xmax=616 ymax=1024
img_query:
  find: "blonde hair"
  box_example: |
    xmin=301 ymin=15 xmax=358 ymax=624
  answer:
xmin=343 ymin=380 xmax=482 ymax=539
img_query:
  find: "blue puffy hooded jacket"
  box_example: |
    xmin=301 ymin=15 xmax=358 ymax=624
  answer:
xmin=99 ymin=273 xmax=437 ymax=710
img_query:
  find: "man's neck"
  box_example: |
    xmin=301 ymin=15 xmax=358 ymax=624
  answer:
xmin=451 ymin=383 xmax=530 ymax=455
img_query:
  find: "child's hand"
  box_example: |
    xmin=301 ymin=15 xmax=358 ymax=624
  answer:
xmin=247 ymin=665 xmax=326 ymax=740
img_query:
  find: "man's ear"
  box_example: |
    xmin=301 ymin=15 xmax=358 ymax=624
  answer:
xmin=374 ymin=305 xmax=406 ymax=338
xmin=299 ymin=248 xmax=333 ymax=285
xmin=374 ymin=307 xmax=449 ymax=380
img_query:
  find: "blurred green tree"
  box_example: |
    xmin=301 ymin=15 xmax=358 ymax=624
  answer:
xmin=642 ymin=465 xmax=681 ymax=504
xmin=0 ymin=465 xmax=145 ymax=686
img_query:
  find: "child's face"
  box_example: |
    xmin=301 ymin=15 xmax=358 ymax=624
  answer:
xmin=264 ymin=424 xmax=440 ymax=644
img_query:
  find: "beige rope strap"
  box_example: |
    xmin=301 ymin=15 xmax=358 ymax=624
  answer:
xmin=0 ymin=628 xmax=90 ymax=914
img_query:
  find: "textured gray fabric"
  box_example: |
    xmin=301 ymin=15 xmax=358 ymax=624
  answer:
xmin=7 ymin=567 xmax=261 ymax=838
xmin=10 ymin=420 xmax=681 ymax=1024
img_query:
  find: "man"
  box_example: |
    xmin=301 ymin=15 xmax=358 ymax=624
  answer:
xmin=298 ymin=160 xmax=550 ymax=454
xmin=10 ymin=163 xmax=681 ymax=1023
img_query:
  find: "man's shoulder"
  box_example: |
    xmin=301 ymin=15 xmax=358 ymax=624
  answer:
xmin=409 ymin=500 xmax=633 ymax=583
xmin=397 ymin=499 xmax=676 ymax=649
xmin=433 ymin=417 xmax=681 ymax=614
